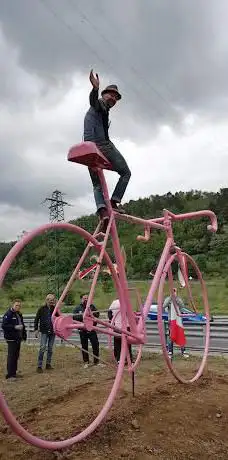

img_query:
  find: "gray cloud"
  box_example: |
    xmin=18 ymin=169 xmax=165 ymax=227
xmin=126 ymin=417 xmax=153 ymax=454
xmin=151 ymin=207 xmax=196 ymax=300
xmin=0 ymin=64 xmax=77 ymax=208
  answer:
xmin=0 ymin=0 xmax=228 ymax=240
xmin=0 ymin=153 xmax=90 ymax=212
xmin=0 ymin=89 xmax=91 ymax=213
xmin=1 ymin=0 xmax=228 ymax=129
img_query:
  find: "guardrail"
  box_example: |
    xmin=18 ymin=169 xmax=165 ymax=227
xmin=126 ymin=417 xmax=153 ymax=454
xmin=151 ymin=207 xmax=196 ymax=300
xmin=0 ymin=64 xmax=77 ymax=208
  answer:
xmin=212 ymin=316 xmax=228 ymax=323
xmin=1 ymin=315 xmax=228 ymax=353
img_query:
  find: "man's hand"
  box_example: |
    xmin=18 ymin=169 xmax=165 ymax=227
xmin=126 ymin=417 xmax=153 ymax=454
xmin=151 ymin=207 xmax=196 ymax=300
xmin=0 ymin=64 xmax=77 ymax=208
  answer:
xmin=15 ymin=324 xmax=23 ymax=331
xmin=34 ymin=330 xmax=39 ymax=338
xmin=89 ymin=69 xmax=99 ymax=89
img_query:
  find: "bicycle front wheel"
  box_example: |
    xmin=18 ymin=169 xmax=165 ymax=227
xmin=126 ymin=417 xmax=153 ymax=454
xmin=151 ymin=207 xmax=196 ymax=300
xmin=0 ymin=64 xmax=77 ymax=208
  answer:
xmin=0 ymin=222 xmax=126 ymax=450
xmin=157 ymin=251 xmax=210 ymax=383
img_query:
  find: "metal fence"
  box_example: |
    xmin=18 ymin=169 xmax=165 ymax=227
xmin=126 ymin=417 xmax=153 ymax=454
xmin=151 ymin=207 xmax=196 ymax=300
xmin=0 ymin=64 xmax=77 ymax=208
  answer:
xmin=0 ymin=314 xmax=228 ymax=353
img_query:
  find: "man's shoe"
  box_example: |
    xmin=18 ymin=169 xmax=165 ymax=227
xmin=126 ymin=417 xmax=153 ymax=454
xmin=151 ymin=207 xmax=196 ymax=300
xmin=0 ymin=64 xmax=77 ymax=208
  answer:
xmin=97 ymin=207 xmax=108 ymax=219
xmin=97 ymin=207 xmax=109 ymax=232
xmin=83 ymin=363 xmax=89 ymax=369
xmin=111 ymin=200 xmax=125 ymax=214
xmin=100 ymin=217 xmax=109 ymax=233
xmin=6 ymin=375 xmax=17 ymax=380
xmin=37 ymin=367 xmax=43 ymax=373
xmin=46 ymin=364 xmax=53 ymax=370
xmin=181 ymin=352 xmax=189 ymax=358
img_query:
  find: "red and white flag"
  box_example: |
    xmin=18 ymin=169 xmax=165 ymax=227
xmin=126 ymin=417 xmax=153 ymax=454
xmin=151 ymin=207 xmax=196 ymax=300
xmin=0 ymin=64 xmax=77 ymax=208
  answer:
xmin=170 ymin=302 xmax=186 ymax=347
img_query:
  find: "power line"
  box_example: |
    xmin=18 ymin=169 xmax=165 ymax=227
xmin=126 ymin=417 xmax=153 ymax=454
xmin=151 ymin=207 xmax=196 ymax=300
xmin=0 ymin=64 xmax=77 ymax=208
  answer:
xmin=38 ymin=0 xmax=171 ymax=121
xmin=69 ymin=0 xmax=175 ymax=113
xmin=88 ymin=1 xmax=177 ymax=102
xmin=38 ymin=0 xmax=113 ymax=70
xmin=68 ymin=0 xmax=181 ymax=126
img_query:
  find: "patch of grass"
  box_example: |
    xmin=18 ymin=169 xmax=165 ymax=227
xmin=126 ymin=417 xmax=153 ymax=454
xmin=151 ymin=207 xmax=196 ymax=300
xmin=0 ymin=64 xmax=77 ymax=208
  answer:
xmin=0 ymin=277 xmax=227 ymax=315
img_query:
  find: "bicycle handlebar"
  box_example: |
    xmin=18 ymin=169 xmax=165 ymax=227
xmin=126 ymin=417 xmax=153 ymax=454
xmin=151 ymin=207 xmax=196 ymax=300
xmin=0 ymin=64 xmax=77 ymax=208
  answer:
xmin=120 ymin=209 xmax=217 ymax=243
xmin=164 ymin=209 xmax=218 ymax=233
xmin=137 ymin=227 xmax=150 ymax=242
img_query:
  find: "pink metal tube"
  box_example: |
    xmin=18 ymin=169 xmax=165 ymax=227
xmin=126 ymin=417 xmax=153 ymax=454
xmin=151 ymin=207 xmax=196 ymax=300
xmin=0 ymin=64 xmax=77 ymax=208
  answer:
xmin=163 ymin=209 xmax=218 ymax=232
xmin=115 ymin=208 xmax=218 ymax=234
xmin=115 ymin=211 xmax=165 ymax=231
xmin=0 ymin=222 xmax=127 ymax=450
xmin=98 ymin=169 xmax=137 ymax=335
xmin=137 ymin=227 xmax=151 ymax=242
xmin=83 ymin=214 xmax=114 ymax=322
xmin=90 ymin=316 xmax=142 ymax=342
xmin=141 ymin=237 xmax=173 ymax=322
xmin=53 ymin=222 xmax=102 ymax=316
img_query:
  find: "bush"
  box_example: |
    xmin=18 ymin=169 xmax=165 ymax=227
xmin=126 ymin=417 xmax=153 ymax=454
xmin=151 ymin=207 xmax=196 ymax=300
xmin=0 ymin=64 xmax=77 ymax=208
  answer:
xmin=102 ymin=274 xmax=113 ymax=293
xmin=10 ymin=287 xmax=26 ymax=302
xmin=64 ymin=290 xmax=75 ymax=306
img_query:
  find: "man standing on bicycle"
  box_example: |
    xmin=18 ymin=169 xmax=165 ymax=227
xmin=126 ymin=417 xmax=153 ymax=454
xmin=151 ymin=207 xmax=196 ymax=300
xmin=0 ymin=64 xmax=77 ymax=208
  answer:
xmin=84 ymin=70 xmax=131 ymax=228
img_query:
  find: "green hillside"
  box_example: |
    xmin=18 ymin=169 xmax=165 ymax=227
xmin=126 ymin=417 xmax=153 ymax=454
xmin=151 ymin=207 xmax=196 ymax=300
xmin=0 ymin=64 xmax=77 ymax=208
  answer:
xmin=0 ymin=188 xmax=228 ymax=313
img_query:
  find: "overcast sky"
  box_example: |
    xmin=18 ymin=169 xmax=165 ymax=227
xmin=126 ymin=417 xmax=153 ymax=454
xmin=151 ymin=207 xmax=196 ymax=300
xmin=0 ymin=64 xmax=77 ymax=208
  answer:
xmin=0 ymin=0 xmax=227 ymax=241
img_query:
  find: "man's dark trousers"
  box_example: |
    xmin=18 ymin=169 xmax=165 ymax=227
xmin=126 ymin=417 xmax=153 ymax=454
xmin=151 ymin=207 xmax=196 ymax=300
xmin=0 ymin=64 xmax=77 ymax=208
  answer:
xmin=6 ymin=340 xmax=21 ymax=378
xmin=79 ymin=330 xmax=99 ymax=364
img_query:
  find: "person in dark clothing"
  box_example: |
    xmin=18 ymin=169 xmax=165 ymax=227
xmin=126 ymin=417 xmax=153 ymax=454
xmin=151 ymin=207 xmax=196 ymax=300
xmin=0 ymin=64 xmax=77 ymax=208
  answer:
xmin=34 ymin=293 xmax=59 ymax=373
xmin=2 ymin=299 xmax=27 ymax=380
xmin=73 ymin=294 xmax=103 ymax=368
xmin=84 ymin=70 xmax=131 ymax=228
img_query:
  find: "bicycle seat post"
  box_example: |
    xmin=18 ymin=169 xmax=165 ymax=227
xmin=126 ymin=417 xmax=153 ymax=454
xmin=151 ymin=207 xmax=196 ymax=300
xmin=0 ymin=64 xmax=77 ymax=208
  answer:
xmin=67 ymin=141 xmax=137 ymax=334
xmin=97 ymin=168 xmax=113 ymax=217
xmin=97 ymin=172 xmax=137 ymax=333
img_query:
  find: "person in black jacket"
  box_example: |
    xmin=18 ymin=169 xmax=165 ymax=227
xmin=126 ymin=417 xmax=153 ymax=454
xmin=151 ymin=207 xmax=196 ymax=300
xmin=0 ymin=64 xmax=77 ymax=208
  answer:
xmin=34 ymin=293 xmax=59 ymax=373
xmin=2 ymin=299 xmax=27 ymax=380
xmin=73 ymin=294 xmax=103 ymax=368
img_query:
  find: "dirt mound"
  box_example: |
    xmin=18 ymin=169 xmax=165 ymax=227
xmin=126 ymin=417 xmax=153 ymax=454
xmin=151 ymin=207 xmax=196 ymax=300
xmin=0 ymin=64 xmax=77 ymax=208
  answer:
xmin=0 ymin=347 xmax=228 ymax=459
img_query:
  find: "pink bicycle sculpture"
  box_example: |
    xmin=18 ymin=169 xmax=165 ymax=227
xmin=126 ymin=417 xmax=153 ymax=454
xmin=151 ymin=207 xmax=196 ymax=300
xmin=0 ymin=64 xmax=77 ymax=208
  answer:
xmin=0 ymin=141 xmax=218 ymax=450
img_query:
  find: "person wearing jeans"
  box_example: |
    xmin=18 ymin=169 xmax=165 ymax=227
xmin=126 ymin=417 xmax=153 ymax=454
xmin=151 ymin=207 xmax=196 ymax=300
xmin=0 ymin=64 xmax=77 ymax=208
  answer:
xmin=34 ymin=293 xmax=59 ymax=373
xmin=88 ymin=140 xmax=131 ymax=215
xmin=167 ymin=338 xmax=187 ymax=357
xmin=2 ymin=299 xmax=27 ymax=380
xmin=84 ymin=70 xmax=131 ymax=230
xmin=37 ymin=333 xmax=55 ymax=370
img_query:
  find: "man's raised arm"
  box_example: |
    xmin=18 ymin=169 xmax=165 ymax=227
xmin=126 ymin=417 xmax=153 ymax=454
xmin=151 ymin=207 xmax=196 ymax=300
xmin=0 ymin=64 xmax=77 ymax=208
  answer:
xmin=89 ymin=69 xmax=100 ymax=111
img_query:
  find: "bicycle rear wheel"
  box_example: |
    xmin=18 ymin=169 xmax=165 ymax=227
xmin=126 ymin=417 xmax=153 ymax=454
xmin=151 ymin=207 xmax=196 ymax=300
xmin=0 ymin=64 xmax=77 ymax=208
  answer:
xmin=0 ymin=222 xmax=126 ymax=450
xmin=157 ymin=251 xmax=210 ymax=383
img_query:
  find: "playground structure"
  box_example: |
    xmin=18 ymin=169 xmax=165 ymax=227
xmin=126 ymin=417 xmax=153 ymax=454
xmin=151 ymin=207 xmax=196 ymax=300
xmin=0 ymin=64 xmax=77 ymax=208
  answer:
xmin=0 ymin=141 xmax=218 ymax=451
